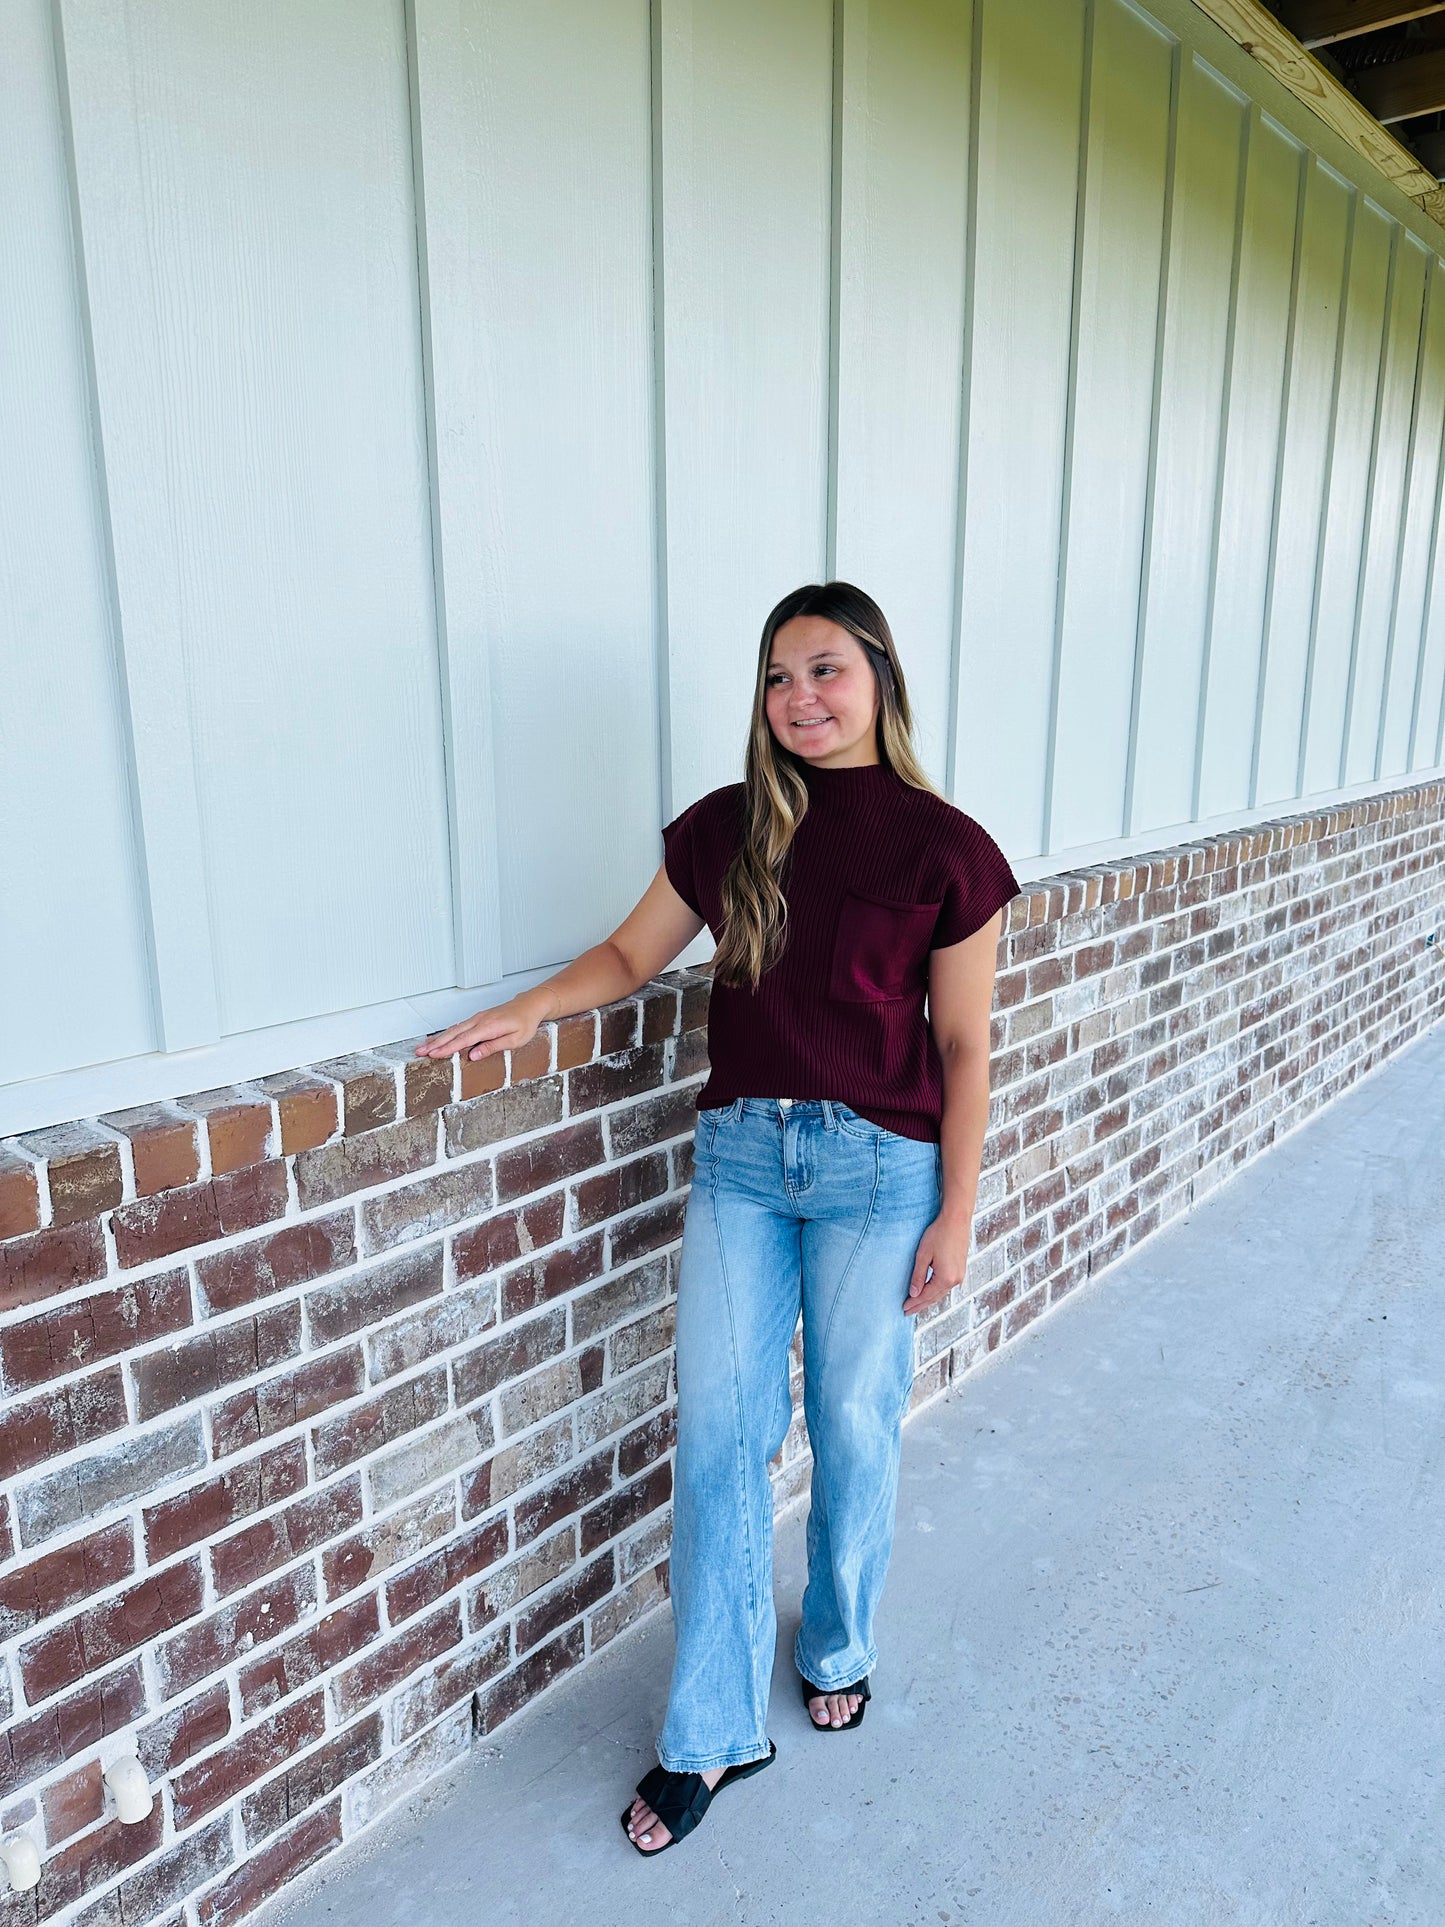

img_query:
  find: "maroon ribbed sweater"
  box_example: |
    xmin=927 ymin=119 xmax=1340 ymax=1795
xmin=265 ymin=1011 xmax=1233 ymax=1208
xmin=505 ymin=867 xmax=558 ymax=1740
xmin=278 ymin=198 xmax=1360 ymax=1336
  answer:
xmin=661 ymin=761 xmax=1021 ymax=1143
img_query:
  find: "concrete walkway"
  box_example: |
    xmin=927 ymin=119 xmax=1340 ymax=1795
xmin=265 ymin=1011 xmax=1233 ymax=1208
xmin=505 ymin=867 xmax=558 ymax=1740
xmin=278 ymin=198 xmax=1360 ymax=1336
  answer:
xmin=269 ymin=1024 xmax=1445 ymax=1927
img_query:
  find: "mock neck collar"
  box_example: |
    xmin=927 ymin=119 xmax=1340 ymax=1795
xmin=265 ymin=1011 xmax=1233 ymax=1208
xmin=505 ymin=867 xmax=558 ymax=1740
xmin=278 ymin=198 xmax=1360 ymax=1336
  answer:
xmin=797 ymin=757 xmax=895 ymax=795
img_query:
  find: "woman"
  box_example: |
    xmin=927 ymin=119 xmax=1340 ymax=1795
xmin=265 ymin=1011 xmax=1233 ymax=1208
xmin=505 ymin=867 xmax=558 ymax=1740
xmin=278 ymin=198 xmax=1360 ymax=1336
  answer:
xmin=417 ymin=581 xmax=1020 ymax=1856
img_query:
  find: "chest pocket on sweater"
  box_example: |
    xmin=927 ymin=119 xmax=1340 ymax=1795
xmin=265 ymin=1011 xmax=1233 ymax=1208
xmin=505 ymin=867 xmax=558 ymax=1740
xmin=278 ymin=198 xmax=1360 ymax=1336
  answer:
xmin=829 ymin=889 xmax=942 ymax=1003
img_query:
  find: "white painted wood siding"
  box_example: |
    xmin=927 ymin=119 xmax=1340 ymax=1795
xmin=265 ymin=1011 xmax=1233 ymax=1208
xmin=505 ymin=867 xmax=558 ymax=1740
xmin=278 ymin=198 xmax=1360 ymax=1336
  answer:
xmin=4 ymin=0 xmax=1445 ymax=1129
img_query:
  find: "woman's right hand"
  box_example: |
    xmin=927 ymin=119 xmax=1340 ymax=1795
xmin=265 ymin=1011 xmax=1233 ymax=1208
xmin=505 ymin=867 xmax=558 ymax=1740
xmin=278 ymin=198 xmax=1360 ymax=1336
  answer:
xmin=414 ymin=995 xmax=541 ymax=1063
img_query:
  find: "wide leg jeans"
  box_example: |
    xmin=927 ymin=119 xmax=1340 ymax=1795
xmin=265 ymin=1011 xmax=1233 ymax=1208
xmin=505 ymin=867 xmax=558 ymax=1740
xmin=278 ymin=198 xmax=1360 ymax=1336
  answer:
xmin=657 ymin=1095 xmax=942 ymax=1772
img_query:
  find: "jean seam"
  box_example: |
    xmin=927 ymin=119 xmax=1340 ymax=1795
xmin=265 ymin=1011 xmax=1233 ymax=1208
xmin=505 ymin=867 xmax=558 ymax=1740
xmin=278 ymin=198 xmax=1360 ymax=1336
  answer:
xmin=704 ymin=1156 xmax=766 ymax=1744
xmin=795 ymin=1136 xmax=883 ymax=1683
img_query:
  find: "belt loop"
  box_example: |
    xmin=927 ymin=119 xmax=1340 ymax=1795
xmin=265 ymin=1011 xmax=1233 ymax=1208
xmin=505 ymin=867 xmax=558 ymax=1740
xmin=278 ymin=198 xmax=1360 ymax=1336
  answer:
xmin=821 ymin=1099 xmax=836 ymax=1131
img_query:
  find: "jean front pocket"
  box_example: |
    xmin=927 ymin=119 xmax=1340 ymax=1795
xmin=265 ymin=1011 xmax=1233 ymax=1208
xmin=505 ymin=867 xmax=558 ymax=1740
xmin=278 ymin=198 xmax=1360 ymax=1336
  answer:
xmin=828 ymin=889 xmax=942 ymax=1003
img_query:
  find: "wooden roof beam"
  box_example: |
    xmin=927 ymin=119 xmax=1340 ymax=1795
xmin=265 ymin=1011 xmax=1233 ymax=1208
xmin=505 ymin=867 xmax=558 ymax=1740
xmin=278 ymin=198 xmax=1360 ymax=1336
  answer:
xmin=1275 ymin=1 xmax=1445 ymax=50
xmin=1351 ymin=44 xmax=1445 ymax=121
xmin=1188 ymin=0 xmax=1443 ymax=212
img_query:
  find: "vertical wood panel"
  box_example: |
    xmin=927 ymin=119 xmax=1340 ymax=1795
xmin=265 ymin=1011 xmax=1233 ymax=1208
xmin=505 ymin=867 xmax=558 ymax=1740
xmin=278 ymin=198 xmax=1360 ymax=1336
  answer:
xmin=1049 ymin=0 xmax=1174 ymax=852
xmin=410 ymin=0 xmax=660 ymax=976
xmin=1342 ymin=233 xmax=1429 ymax=783
xmin=0 ymin=0 xmax=155 ymax=1084
xmin=954 ymin=0 xmax=1085 ymax=854
xmin=1404 ymin=261 xmax=1445 ymax=770
xmin=1302 ymin=199 xmax=1393 ymax=792
xmin=1253 ymin=159 xmax=1351 ymax=807
xmin=1130 ymin=55 xmax=1247 ymax=834
xmin=56 ymin=0 xmax=453 ymax=1040
xmin=1378 ymin=256 xmax=1444 ymax=776
xmin=1196 ymin=112 xmax=1303 ymax=822
xmin=655 ymin=0 xmax=834 ymax=813
xmin=830 ymin=0 xmax=972 ymax=788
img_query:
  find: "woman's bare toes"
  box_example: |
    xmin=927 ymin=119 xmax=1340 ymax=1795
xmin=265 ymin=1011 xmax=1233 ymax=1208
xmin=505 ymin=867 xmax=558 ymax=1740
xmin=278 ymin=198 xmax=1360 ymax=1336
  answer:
xmin=626 ymin=1797 xmax=671 ymax=1852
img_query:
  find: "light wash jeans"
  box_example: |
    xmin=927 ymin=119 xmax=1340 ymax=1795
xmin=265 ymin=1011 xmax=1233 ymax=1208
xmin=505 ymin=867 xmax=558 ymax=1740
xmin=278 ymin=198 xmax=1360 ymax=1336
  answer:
xmin=657 ymin=1095 xmax=943 ymax=1772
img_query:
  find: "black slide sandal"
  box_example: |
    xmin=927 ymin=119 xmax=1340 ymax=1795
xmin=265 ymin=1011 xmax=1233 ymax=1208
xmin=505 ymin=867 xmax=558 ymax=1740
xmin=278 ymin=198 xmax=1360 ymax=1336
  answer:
xmin=799 ymin=1672 xmax=871 ymax=1731
xmin=621 ymin=1739 xmax=777 ymax=1856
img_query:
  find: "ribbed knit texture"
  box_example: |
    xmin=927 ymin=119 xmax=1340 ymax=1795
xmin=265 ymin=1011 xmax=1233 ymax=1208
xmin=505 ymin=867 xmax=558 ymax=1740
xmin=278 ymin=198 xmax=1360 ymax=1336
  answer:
xmin=661 ymin=761 xmax=1022 ymax=1142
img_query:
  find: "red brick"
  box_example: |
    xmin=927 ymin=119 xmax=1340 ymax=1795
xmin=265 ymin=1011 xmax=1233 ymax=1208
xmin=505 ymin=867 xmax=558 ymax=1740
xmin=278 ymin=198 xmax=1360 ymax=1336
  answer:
xmin=96 ymin=1103 xmax=202 ymax=1197
xmin=292 ymin=1115 xmax=437 ymax=1211
xmin=78 ymin=1815 xmax=232 ymax=1927
xmin=0 ymin=1662 xmax=144 ymax=1799
xmin=156 ymin=1565 xmax=316 ymax=1701
xmin=443 ymin=1078 xmax=564 ymax=1157
xmin=598 ymin=1001 xmax=639 ymax=1053
xmin=209 ymin=1346 xmax=365 ymax=1458
xmin=507 ymin=1032 xmax=552 ymax=1081
xmin=492 ymin=1119 xmax=605 ymax=1207
xmin=194 ymin=1799 xmax=341 ymax=1927
xmin=1 ymin=1270 xmax=192 ymax=1393
xmin=571 ymin=1153 xmax=669 ymax=1230
xmin=239 ymin=1713 xmax=383 ymax=1846
xmin=357 ymin=1164 xmax=494 ymax=1256
xmin=237 ymin=1592 xmax=381 ymax=1717
xmin=329 ymin=1600 xmax=462 ymax=1722
xmin=143 ymin=1441 xmax=308 ymax=1564
xmin=133 ymin=1303 xmax=302 ymax=1421
xmin=510 ymin=1450 xmax=614 ymax=1547
xmin=172 ymin=1088 xmax=274 ymax=1176
xmin=212 ymin=1476 xmax=363 ymax=1599
xmin=639 ymin=983 xmax=680 ymax=1042
xmin=113 ymin=1163 xmax=288 ymax=1269
xmin=41 ymin=1758 xmax=104 ymax=1845
xmin=0 ymin=1369 xmax=128 ymax=1480
xmin=451 ymin=1192 xmax=565 ymax=1285
xmin=498 ymin=1232 xmax=604 ymax=1321
xmin=0 ymin=1522 xmax=134 ymax=1641
xmin=475 ymin=1623 xmax=584 ymax=1735
xmin=565 ymin=1044 xmax=667 ymax=1115
xmin=310 ymin=1367 xmax=448 ymax=1480
xmin=453 ymin=1307 xmax=565 ymax=1408
xmin=457 ymin=1047 xmax=507 ymax=1099
xmin=253 ymin=1070 xmax=340 ymax=1154
xmin=618 ymin=1407 xmax=676 ymax=1479
xmin=678 ymin=970 xmax=711 ymax=1031
xmin=24 ymin=1796 xmax=163 ymax=1918
xmin=170 ymin=1692 xmax=326 ymax=1831
xmin=606 ymin=1085 xmax=701 ymax=1157
xmin=302 ymin=1242 xmax=443 ymax=1346
xmin=14 ymin=1122 xmax=123 ymax=1229
xmin=608 ymin=1196 xmax=687 ymax=1268
xmin=384 ymin=1513 xmax=509 ymax=1625
xmin=137 ymin=1681 xmax=232 ymax=1778
xmin=515 ymin=1550 xmax=613 ymax=1655
xmin=554 ymin=1013 xmax=596 ymax=1071
xmin=390 ymin=1631 xmax=509 ymax=1745
xmin=580 ymin=1461 xmax=672 ymax=1556
xmin=20 ymin=1559 xmax=205 ymax=1703
xmin=195 ymin=1211 xmax=355 ymax=1315
xmin=320 ymin=1489 xmax=455 ymax=1603
xmin=303 ymin=1056 xmax=396 ymax=1135
xmin=0 ymin=1148 xmax=41 ymax=1239
xmin=0 ymin=1218 xmax=107 ymax=1315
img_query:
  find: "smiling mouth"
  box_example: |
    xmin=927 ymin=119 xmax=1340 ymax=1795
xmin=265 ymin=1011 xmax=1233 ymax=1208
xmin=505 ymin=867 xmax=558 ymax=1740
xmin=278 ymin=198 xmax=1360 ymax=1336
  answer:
xmin=791 ymin=716 xmax=834 ymax=728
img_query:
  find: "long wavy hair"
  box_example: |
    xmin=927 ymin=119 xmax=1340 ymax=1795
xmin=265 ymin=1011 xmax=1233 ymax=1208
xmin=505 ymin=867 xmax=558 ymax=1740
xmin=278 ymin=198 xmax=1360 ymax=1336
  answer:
xmin=712 ymin=581 xmax=939 ymax=991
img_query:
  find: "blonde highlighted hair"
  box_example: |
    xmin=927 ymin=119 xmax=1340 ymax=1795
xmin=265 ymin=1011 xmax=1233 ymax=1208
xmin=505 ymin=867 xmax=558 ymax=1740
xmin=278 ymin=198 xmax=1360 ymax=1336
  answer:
xmin=712 ymin=581 xmax=939 ymax=991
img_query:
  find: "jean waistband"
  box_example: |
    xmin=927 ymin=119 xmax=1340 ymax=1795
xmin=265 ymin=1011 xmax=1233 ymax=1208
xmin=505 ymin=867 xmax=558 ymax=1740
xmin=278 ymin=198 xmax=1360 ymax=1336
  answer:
xmin=736 ymin=1097 xmax=841 ymax=1126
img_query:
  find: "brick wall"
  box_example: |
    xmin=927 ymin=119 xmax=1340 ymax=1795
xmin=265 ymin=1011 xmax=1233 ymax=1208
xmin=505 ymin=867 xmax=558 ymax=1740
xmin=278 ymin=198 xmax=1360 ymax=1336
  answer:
xmin=1 ymin=777 xmax=1441 ymax=1927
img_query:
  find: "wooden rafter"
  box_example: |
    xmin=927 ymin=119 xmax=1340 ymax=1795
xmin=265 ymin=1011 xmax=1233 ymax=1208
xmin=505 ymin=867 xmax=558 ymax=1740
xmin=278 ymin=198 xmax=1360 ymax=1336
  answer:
xmin=1351 ymin=44 xmax=1445 ymax=120
xmin=1275 ymin=0 xmax=1445 ymax=48
xmin=1189 ymin=0 xmax=1442 ymax=208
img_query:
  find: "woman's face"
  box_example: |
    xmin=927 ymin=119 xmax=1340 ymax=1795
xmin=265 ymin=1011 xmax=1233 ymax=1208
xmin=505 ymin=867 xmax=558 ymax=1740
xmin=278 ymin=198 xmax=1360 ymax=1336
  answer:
xmin=764 ymin=616 xmax=881 ymax=768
